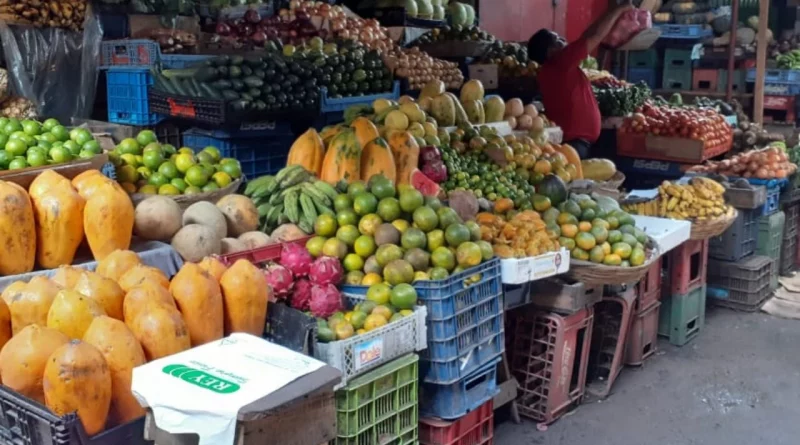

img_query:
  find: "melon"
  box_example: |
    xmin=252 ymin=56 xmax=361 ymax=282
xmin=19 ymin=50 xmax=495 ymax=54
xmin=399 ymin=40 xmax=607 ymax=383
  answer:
xmin=433 ymin=5 xmax=445 ymax=20
xmin=448 ymin=2 xmax=467 ymax=26
xmin=182 ymin=201 xmax=227 ymax=241
xmin=463 ymin=3 xmax=475 ymax=24
xmin=416 ymin=0 xmax=433 ymax=18
xmin=411 ymin=169 xmax=441 ymax=197
xmin=171 ymin=224 xmax=223 ymax=263
xmin=405 ymin=0 xmax=418 ymax=17
xmin=216 ymin=195 xmax=259 ymax=237
xmin=134 ymin=196 xmax=182 ymax=241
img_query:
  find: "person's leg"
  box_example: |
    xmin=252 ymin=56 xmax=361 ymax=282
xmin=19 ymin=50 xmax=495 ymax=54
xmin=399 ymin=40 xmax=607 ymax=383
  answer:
xmin=564 ymin=139 xmax=591 ymax=158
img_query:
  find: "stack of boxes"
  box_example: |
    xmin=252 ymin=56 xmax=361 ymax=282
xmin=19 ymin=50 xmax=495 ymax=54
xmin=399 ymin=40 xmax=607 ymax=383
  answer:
xmin=659 ymin=239 xmax=709 ymax=346
xmin=622 ymin=47 xmax=747 ymax=94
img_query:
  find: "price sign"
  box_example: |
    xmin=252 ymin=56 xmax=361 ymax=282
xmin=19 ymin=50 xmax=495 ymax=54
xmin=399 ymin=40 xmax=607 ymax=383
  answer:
xmin=167 ymin=98 xmax=197 ymax=118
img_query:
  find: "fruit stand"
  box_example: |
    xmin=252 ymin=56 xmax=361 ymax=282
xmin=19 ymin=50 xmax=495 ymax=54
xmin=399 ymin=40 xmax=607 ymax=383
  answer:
xmin=0 ymin=1 xmax=799 ymax=444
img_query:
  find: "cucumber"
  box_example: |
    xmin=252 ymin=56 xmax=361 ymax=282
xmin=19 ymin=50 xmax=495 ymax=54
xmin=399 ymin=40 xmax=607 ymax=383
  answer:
xmin=243 ymin=76 xmax=264 ymax=88
xmin=212 ymin=79 xmax=232 ymax=90
xmin=221 ymin=90 xmax=240 ymax=101
xmin=194 ymin=66 xmax=219 ymax=82
xmin=199 ymin=83 xmax=223 ymax=100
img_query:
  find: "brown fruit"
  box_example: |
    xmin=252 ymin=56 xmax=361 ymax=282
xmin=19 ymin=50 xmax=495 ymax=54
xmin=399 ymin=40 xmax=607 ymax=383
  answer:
xmin=197 ymin=256 xmax=228 ymax=282
xmin=8 ymin=276 xmax=62 ymax=335
xmin=73 ymin=272 xmax=126 ymax=320
xmin=0 ymin=325 xmax=69 ymax=403
xmin=47 ymin=289 xmax=106 ymax=339
xmin=169 ymin=263 xmax=224 ymax=346
xmin=96 ymin=249 xmax=141 ymax=282
xmin=130 ymin=305 xmax=191 ymax=361
xmin=83 ymin=316 xmax=146 ymax=426
xmin=123 ymin=282 xmax=177 ymax=326
xmin=219 ymin=259 xmax=268 ymax=336
xmin=118 ymin=265 xmax=170 ymax=292
xmin=43 ymin=341 xmax=112 ymax=436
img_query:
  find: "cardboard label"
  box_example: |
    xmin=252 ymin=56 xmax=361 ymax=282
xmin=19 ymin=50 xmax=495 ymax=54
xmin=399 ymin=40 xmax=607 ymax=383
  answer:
xmin=167 ymin=98 xmax=197 ymax=118
xmin=354 ymin=337 xmax=384 ymax=371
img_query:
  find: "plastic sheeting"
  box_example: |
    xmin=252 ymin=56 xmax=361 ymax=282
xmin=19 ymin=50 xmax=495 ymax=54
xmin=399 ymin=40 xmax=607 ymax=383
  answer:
xmin=0 ymin=5 xmax=103 ymax=121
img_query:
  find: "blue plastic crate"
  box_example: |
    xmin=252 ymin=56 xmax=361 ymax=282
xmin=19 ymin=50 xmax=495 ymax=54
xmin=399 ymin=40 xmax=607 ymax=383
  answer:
xmin=320 ymin=81 xmax=401 ymax=113
xmin=763 ymin=83 xmax=800 ymax=96
xmin=419 ymin=358 xmax=499 ymax=420
xmin=758 ymin=184 xmax=781 ymax=216
xmin=628 ymin=49 xmax=658 ymax=68
xmin=101 ymin=39 xmax=161 ymax=68
xmin=627 ymin=67 xmax=657 ymax=88
xmin=162 ymin=54 xmax=214 ymax=69
xmin=746 ymin=68 xmax=800 ymax=84
xmin=655 ymin=24 xmax=713 ymax=39
xmin=183 ymin=128 xmax=294 ymax=178
xmin=419 ymin=296 xmax=503 ymax=384
xmin=106 ymin=67 xmax=163 ymax=125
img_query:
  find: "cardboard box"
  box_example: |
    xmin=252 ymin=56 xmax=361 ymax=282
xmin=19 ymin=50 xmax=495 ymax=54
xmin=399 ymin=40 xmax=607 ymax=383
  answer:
xmin=468 ymin=63 xmax=499 ymax=89
xmin=529 ymin=278 xmax=603 ymax=314
xmin=644 ymin=135 xmax=731 ymax=163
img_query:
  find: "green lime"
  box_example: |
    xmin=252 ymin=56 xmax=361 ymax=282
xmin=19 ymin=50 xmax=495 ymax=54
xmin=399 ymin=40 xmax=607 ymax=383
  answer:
xmin=21 ymin=120 xmax=41 ymax=136
xmin=142 ymin=150 xmax=165 ymax=170
xmin=158 ymin=161 xmax=180 ymax=180
xmin=48 ymin=146 xmax=71 ymax=163
xmin=185 ymin=165 xmax=210 ymax=187
xmin=158 ymin=184 xmax=182 ymax=195
xmin=170 ymin=178 xmax=188 ymax=192
xmin=0 ymin=150 xmax=11 ymax=168
xmin=220 ymin=161 xmax=242 ymax=179
xmin=5 ymin=139 xmax=27 ymax=157
xmin=148 ymin=172 xmax=169 ymax=188
xmin=63 ymin=140 xmax=81 ymax=156
xmin=117 ymin=138 xmax=141 ymax=155
xmin=136 ymin=130 xmax=158 ymax=147
xmin=42 ymin=118 xmax=60 ymax=131
xmin=201 ymin=146 xmax=221 ymax=162
xmin=8 ymin=157 xmax=28 ymax=170
xmin=70 ymin=128 xmax=94 ymax=146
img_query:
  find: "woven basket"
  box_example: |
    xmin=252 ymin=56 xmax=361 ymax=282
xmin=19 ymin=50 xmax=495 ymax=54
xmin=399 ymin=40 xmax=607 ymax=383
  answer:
xmin=601 ymin=171 xmax=626 ymax=190
xmin=129 ymin=179 xmax=242 ymax=210
xmin=690 ymin=206 xmax=738 ymax=240
xmin=566 ymin=240 xmax=661 ymax=286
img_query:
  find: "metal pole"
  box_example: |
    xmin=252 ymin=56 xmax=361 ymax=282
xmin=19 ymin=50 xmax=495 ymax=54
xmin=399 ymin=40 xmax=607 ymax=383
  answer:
xmin=726 ymin=0 xmax=740 ymax=102
xmin=754 ymin=0 xmax=771 ymax=123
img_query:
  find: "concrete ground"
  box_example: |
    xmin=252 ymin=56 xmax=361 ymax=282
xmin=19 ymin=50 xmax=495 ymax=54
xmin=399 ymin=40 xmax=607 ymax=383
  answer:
xmin=494 ymin=305 xmax=800 ymax=445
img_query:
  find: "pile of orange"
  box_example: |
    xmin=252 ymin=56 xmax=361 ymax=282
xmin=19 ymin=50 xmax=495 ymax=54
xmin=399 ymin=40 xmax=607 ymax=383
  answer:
xmin=476 ymin=202 xmax=560 ymax=259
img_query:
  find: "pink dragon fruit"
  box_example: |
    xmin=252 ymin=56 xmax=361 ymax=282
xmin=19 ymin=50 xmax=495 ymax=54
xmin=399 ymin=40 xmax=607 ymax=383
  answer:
xmin=422 ymin=160 xmax=448 ymax=183
xmin=280 ymin=242 xmax=313 ymax=277
xmin=310 ymin=283 xmax=343 ymax=318
xmin=290 ymin=278 xmax=313 ymax=311
xmin=420 ymin=145 xmax=442 ymax=163
xmin=309 ymin=256 xmax=344 ymax=286
xmin=264 ymin=264 xmax=294 ymax=301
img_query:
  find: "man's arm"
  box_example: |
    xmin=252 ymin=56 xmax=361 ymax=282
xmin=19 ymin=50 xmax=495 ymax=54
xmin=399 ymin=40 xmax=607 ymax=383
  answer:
xmin=582 ymin=3 xmax=635 ymax=52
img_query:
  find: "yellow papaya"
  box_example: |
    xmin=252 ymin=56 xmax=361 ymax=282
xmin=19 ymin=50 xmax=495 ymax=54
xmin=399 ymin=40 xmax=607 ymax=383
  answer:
xmin=0 ymin=181 xmax=35 ymax=275
xmin=286 ymin=128 xmax=326 ymax=176
xmin=29 ymin=171 xmax=85 ymax=269
xmin=320 ymin=129 xmax=362 ymax=184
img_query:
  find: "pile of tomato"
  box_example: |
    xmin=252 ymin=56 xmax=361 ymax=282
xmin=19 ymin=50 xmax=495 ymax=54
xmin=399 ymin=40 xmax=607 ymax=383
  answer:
xmin=619 ymin=103 xmax=733 ymax=149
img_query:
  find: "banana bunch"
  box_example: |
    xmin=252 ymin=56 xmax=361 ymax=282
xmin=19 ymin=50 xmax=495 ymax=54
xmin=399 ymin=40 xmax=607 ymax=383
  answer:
xmin=243 ymin=165 xmax=338 ymax=235
xmin=623 ymin=178 xmax=729 ymax=221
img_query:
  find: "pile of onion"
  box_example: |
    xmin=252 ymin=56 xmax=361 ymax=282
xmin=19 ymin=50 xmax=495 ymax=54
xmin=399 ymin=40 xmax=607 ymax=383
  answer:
xmin=287 ymin=1 xmax=392 ymax=51
xmin=690 ymin=147 xmax=797 ymax=179
xmin=384 ymin=47 xmax=464 ymax=90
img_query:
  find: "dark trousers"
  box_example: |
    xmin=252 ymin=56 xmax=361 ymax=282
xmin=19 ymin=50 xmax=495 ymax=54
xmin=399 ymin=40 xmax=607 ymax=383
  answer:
xmin=564 ymin=138 xmax=592 ymax=158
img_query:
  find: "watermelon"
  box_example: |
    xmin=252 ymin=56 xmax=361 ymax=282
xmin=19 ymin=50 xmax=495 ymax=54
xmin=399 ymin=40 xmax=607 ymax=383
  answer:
xmin=411 ymin=169 xmax=441 ymax=197
xmin=448 ymin=2 xmax=467 ymax=26
xmin=538 ymin=174 xmax=568 ymax=206
xmin=405 ymin=0 xmax=418 ymax=17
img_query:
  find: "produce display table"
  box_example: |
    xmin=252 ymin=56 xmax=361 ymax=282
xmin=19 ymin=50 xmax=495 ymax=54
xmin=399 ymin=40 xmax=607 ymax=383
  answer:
xmin=0 ymin=240 xmax=183 ymax=292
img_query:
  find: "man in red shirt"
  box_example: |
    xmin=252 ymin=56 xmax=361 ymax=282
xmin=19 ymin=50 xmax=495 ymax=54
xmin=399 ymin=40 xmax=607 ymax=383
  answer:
xmin=528 ymin=4 xmax=633 ymax=157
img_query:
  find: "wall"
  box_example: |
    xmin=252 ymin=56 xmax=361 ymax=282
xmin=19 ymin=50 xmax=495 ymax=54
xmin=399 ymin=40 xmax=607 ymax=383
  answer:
xmin=479 ymin=0 xmax=566 ymax=42
xmin=565 ymin=0 xmax=607 ymax=42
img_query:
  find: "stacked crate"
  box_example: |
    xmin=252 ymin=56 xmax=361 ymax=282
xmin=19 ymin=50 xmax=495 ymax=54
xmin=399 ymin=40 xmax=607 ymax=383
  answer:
xmin=334 ymin=354 xmax=420 ymax=445
xmin=707 ymin=256 xmax=773 ymax=311
xmin=662 ymin=48 xmax=693 ymax=90
xmin=755 ymin=210 xmax=785 ymax=290
xmin=627 ymin=49 xmax=659 ymax=89
xmin=417 ymin=259 xmax=503 ymax=436
xmin=780 ymin=200 xmax=800 ymax=275
xmin=659 ymin=239 xmax=709 ymax=346
xmin=585 ymin=287 xmax=635 ymax=398
xmin=626 ymin=258 xmax=662 ymax=365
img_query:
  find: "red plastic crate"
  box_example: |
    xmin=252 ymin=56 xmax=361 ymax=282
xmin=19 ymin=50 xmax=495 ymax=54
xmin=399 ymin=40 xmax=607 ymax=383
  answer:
xmin=625 ymin=300 xmax=660 ymax=366
xmin=509 ymin=307 xmax=593 ymax=425
xmin=635 ymin=257 xmax=662 ymax=311
xmin=215 ymin=236 xmax=312 ymax=266
xmin=419 ymin=400 xmax=493 ymax=445
xmin=663 ymin=239 xmax=708 ymax=296
xmin=692 ymin=68 xmax=719 ymax=92
xmin=586 ymin=289 xmax=635 ymax=398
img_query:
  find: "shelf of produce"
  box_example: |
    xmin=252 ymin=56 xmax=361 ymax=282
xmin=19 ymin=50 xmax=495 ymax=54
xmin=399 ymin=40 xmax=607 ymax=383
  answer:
xmin=0 ymin=153 xmax=108 ymax=190
xmin=499 ymin=247 xmax=570 ymax=285
xmin=0 ymin=240 xmax=183 ymax=292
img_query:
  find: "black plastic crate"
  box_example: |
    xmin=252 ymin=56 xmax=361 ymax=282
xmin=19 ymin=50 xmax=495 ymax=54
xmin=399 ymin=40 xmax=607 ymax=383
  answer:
xmin=708 ymin=208 xmax=758 ymax=261
xmin=0 ymin=385 xmax=148 ymax=445
xmin=707 ymin=255 xmax=773 ymax=293
xmin=148 ymin=89 xmax=233 ymax=126
xmin=780 ymin=234 xmax=798 ymax=276
xmin=707 ymin=282 xmax=772 ymax=312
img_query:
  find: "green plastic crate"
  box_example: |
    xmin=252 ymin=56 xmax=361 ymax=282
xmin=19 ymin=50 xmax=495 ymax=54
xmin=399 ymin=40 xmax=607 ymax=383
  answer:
xmin=658 ymin=285 xmax=706 ymax=346
xmin=629 ymin=49 xmax=659 ymax=68
xmin=335 ymin=354 xmax=418 ymax=445
xmin=757 ymin=210 xmax=784 ymax=290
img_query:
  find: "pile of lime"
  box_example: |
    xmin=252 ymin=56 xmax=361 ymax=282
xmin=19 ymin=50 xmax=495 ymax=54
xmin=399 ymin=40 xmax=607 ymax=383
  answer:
xmin=0 ymin=117 xmax=102 ymax=171
xmin=111 ymin=130 xmax=243 ymax=195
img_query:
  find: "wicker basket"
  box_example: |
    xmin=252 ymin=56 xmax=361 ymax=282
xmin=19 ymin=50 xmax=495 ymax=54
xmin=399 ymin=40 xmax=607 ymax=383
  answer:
xmin=689 ymin=206 xmax=738 ymax=240
xmin=601 ymin=171 xmax=626 ymax=190
xmin=129 ymin=179 xmax=242 ymax=210
xmin=566 ymin=240 xmax=661 ymax=286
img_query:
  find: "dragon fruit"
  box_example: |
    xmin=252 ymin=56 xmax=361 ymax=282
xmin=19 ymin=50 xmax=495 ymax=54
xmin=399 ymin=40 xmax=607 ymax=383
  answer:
xmin=264 ymin=264 xmax=294 ymax=300
xmin=422 ymin=160 xmax=448 ymax=183
xmin=420 ymin=145 xmax=442 ymax=163
xmin=309 ymin=256 xmax=344 ymax=286
xmin=280 ymin=242 xmax=313 ymax=277
xmin=291 ymin=278 xmax=313 ymax=311
xmin=310 ymin=283 xmax=343 ymax=318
